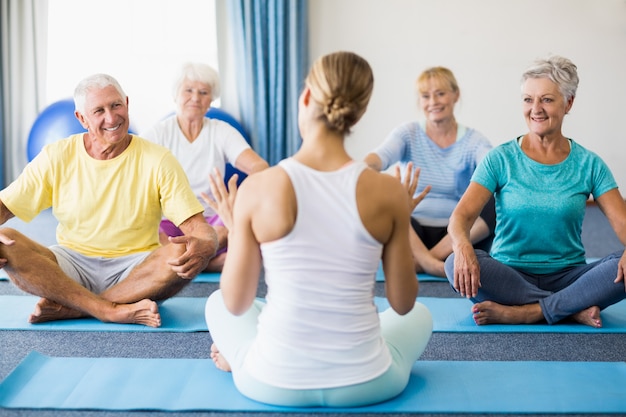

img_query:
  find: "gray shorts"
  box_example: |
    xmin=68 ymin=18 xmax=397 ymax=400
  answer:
xmin=49 ymin=245 xmax=151 ymax=294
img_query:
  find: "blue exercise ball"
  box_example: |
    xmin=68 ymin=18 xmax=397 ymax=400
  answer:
xmin=27 ymin=98 xmax=138 ymax=162
xmin=27 ymin=98 xmax=86 ymax=162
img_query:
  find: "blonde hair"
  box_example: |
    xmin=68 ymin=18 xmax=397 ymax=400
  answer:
xmin=305 ymin=51 xmax=374 ymax=135
xmin=416 ymin=66 xmax=459 ymax=94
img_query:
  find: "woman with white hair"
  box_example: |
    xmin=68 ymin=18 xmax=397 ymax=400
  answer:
xmin=142 ymin=63 xmax=268 ymax=271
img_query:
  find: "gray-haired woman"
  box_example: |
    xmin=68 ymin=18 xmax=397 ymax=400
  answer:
xmin=445 ymin=55 xmax=626 ymax=327
xmin=141 ymin=62 xmax=268 ymax=271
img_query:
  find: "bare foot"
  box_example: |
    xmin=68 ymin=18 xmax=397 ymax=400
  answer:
xmin=29 ymin=298 xmax=86 ymax=323
xmin=29 ymin=298 xmax=161 ymax=328
xmin=210 ymin=343 xmax=231 ymax=372
xmin=472 ymin=301 xmax=543 ymax=325
xmin=571 ymin=306 xmax=602 ymax=328
xmin=107 ymin=299 xmax=161 ymax=328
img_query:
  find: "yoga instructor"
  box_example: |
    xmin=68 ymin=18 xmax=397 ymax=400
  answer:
xmin=204 ymin=51 xmax=433 ymax=407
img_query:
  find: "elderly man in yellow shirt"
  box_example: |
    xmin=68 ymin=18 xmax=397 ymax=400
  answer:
xmin=0 ymin=73 xmax=218 ymax=327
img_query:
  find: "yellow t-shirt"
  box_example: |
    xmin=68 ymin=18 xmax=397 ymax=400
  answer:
xmin=0 ymin=134 xmax=203 ymax=257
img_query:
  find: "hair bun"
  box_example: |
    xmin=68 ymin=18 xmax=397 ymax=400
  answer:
xmin=324 ymin=96 xmax=357 ymax=134
xmin=305 ymin=51 xmax=373 ymax=135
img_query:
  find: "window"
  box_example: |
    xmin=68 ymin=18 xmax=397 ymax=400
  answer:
xmin=46 ymin=0 xmax=218 ymax=132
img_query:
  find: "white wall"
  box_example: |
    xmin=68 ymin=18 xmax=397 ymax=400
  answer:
xmin=309 ymin=0 xmax=626 ymax=192
xmin=46 ymin=0 xmax=218 ymax=134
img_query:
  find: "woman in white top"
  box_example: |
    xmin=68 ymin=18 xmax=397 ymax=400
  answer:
xmin=141 ymin=63 xmax=268 ymax=271
xmin=204 ymin=51 xmax=433 ymax=407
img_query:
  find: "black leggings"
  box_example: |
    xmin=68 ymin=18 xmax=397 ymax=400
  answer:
xmin=410 ymin=196 xmax=496 ymax=252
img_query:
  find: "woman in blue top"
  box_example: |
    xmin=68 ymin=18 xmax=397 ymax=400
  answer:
xmin=365 ymin=67 xmax=494 ymax=277
xmin=445 ymin=55 xmax=626 ymax=327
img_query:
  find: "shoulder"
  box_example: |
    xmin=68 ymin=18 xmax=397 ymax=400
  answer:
xmin=477 ymin=139 xmax=519 ymax=170
xmin=571 ymin=140 xmax=600 ymax=159
xmin=358 ymin=167 xmax=406 ymax=206
xmin=457 ymin=125 xmax=491 ymax=150
xmin=237 ymin=165 xmax=290 ymax=201
xmin=389 ymin=121 xmax=422 ymax=137
xmin=46 ymin=133 xmax=83 ymax=150
xmin=235 ymin=165 xmax=295 ymax=227
xmin=22 ymin=134 xmax=82 ymax=176
xmin=492 ymin=139 xmax=519 ymax=155
xmin=379 ymin=122 xmax=423 ymax=154
xmin=205 ymin=117 xmax=243 ymax=135
xmin=356 ymin=167 xmax=410 ymax=243
xmin=570 ymin=140 xmax=611 ymax=169
xmin=130 ymin=136 xmax=178 ymax=167
xmin=204 ymin=118 xmax=249 ymax=144
xmin=464 ymin=126 xmax=491 ymax=143
xmin=37 ymin=134 xmax=84 ymax=162
xmin=132 ymin=135 xmax=170 ymax=153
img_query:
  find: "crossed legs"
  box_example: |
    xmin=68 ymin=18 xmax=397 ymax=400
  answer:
xmin=410 ymin=216 xmax=491 ymax=277
xmin=444 ymin=250 xmax=625 ymax=327
xmin=0 ymin=227 xmax=191 ymax=327
xmin=205 ymin=291 xmax=433 ymax=407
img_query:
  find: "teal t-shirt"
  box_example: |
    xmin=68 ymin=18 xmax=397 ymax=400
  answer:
xmin=472 ymin=137 xmax=617 ymax=274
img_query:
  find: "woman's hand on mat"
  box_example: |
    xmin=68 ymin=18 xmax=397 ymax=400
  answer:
xmin=204 ymin=168 xmax=237 ymax=230
xmin=394 ymin=162 xmax=431 ymax=212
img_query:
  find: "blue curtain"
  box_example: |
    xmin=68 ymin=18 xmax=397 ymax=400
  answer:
xmin=0 ymin=22 xmax=4 ymax=189
xmin=228 ymin=0 xmax=308 ymax=166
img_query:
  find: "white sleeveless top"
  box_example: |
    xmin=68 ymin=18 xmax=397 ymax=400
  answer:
xmin=243 ymin=158 xmax=391 ymax=389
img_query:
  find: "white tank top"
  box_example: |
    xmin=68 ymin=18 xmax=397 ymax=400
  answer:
xmin=243 ymin=158 xmax=391 ymax=389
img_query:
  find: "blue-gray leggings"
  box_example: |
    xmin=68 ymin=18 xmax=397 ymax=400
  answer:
xmin=444 ymin=250 xmax=625 ymax=324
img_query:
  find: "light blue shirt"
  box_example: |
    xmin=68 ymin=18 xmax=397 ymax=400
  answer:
xmin=374 ymin=122 xmax=491 ymax=223
xmin=473 ymin=138 xmax=617 ymax=274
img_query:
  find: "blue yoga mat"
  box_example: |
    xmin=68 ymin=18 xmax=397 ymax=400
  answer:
xmin=375 ymin=263 xmax=445 ymax=282
xmin=193 ymin=271 xmax=221 ymax=282
xmin=3 ymin=295 xmax=625 ymax=333
xmin=2 ymin=351 xmax=625 ymax=413
xmin=0 ymin=295 xmax=207 ymax=332
xmin=0 ymin=266 xmax=444 ymax=283
xmin=155 ymin=267 xmax=444 ymax=283
xmin=378 ymin=296 xmax=626 ymax=333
